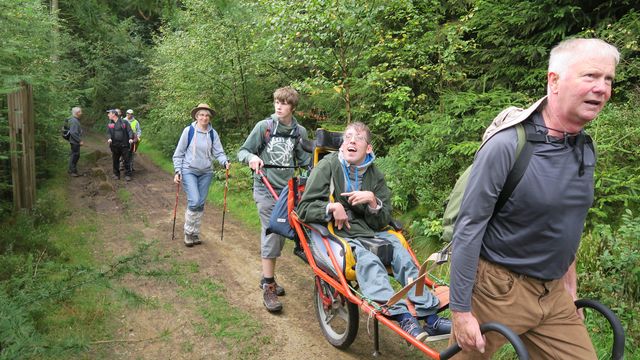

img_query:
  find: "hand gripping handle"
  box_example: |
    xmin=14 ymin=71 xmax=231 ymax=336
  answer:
xmin=439 ymin=322 xmax=529 ymax=360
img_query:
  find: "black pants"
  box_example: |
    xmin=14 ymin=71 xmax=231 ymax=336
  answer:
xmin=111 ymin=144 xmax=131 ymax=177
xmin=68 ymin=143 xmax=80 ymax=174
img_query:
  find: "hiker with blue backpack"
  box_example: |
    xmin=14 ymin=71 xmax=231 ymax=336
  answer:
xmin=173 ymin=103 xmax=229 ymax=247
xmin=238 ymin=86 xmax=311 ymax=313
xmin=449 ymin=38 xmax=619 ymax=359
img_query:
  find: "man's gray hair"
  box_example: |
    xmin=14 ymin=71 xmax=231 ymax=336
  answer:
xmin=71 ymin=107 xmax=82 ymax=116
xmin=548 ymin=38 xmax=620 ymax=76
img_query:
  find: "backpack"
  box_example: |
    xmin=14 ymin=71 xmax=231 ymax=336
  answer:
xmin=186 ymin=124 xmax=215 ymax=149
xmin=268 ymin=176 xmax=306 ymax=239
xmin=442 ymin=123 xmax=529 ymax=243
xmin=107 ymin=120 xmax=128 ymax=141
xmin=442 ymin=100 xmax=594 ymax=243
xmin=257 ymin=118 xmax=302 ymax=159
xmin=61 ymin=118 xmax=71 ymax=141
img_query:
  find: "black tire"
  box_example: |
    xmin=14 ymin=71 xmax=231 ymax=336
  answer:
xmin=313 ymin=277 xmax=359 ymax=349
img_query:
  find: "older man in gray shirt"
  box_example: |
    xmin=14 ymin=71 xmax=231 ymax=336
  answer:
xmin=67 ymin=107 xmax=83 ymax=177
xmin=449 ymin=38 xmax=619 ymax=359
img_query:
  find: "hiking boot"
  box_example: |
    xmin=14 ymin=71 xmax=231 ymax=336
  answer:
xmin=192 ymin=234 xmax=202 ymax=245
xmin=184 ymin=234 xmax=194 ymax=247
xmin=262 ymin=283 xmax=283 ymax=312
xmin=125 ymin=176 xmax=132 ymax=181
xmin=69 ymin=172 xmax=80 ymax=177
xmin=112 ymin=174 xmax=120 ymax=180
xmin=399 ymin=316 xmax=428 ymax=342
xmin=259 ymin=277 xmax=285 ymax=296
xmin=423 ymin=317 xmax=451 ymax=341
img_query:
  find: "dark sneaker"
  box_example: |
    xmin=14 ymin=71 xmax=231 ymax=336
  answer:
xmin=262 ymin=283 xmax=283 ymax=312
xmin=184 ymin=234 xmax=194 ymax=247
xmin=259 ymin=278 xmax=285 ymax=296
xmin=399 ymin=316 xmax=428 ymax=342
xmin=293 ymin=246 xmax=308 ymax=264
xmin=423 ymin=317 xmax=451 ymax=341
xmin=192 ymin=234 xmax=202 ymax=245
xmin=125 ymin=176 xmax=132 ymax=181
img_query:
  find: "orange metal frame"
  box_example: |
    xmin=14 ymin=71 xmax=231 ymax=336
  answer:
xmin=291 ymin=212 xmax=443 ymax=359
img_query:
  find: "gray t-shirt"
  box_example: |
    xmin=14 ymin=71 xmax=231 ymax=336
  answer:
xmin=449 ymin=112 xmax=596 ymax=312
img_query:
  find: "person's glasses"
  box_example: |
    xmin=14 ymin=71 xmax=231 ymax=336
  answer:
xmin=343 ymin=133 xmax=368 ymax=143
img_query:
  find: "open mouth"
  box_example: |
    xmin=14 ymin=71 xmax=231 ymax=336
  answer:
xmin=346 ymin=145 xmax=357 ymax=152
xmin=584 ymin=99 xmax=601 ymax=106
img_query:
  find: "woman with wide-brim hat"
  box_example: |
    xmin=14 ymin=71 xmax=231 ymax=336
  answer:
xmin=172 ymin=103 xmax=229 ymax=247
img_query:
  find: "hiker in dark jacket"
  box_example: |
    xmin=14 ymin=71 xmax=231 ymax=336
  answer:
xmin=449 ymin=38 xmax=619 ymax=359
xmin=67 ymin=107 xmax=83 ymax=176
xmin=106 ymin=109 xmax=134 ymax=181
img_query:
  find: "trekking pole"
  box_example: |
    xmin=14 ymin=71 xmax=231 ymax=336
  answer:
xmin=171 ymin=181 xmax=180 ymax=240
xmin=220 ymin=165 xmax=230 ymax=242
xmin=256 ymin=168 xmax=279 ymax=200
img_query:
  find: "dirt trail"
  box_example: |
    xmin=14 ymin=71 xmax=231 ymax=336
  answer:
xmin=70 ymin=132 xmax=442 ymax=359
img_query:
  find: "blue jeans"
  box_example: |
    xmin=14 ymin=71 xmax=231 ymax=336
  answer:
xmin=350 ymin=231 xmax=440 ymax=317
xmin=182 ymin=170 xmax=213 ymax=211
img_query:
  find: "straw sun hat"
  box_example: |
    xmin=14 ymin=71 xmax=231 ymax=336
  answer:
xmin=191 ymin=103 xmax=216 ymax=119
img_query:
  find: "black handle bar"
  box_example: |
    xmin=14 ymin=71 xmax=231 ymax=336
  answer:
xmin=439 ymin=322 xmax=529 ymax=360
xmin=575 ymin=299 xmax=625 ymax=360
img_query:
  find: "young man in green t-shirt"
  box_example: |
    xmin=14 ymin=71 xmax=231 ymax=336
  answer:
xmin=238 ymin=87 xmax=310 ymax=312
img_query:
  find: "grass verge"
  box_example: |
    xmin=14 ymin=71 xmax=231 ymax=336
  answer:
xmin=0 ymin=147 xmax=268 ymax=359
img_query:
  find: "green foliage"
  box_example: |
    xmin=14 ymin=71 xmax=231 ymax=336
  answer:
xmin=147 ymin=0 xmax=283 ymax=157
xmin=588 ymin=97 xmax=640 ymax=227
xmin=265 ymin=0 xmax=384 ymax=124
xmin=579 ymin=211 xmax=640 ymax=356
xmin=0 ymin=0 xmax=78 ymax=216
xmin=377 ymin=89 xmax=530 ymax=214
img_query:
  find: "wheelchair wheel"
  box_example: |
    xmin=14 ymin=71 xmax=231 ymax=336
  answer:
xmin=313 ymin=276 xmax=359 ymax=349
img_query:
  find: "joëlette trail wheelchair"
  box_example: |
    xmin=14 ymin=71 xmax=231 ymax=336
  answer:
xmin=276 ymin=129 xmax=528 ymax=359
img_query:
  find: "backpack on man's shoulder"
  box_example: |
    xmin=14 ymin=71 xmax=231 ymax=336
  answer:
xmin=61 ymin=118 xmax=71 ymax=141
xmin=442 ymin=121 xmax=529 ymax=243
xmin=257 ymin=118 xmax=302 ymax=156
xmin=441 ymin=96 xmax=594 ymax=244
xmin=442 ymin=99 xmax=543 ymax=244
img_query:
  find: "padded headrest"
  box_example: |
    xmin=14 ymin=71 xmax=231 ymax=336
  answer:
xmin=315 ymin=129 xmax=343 ymax=150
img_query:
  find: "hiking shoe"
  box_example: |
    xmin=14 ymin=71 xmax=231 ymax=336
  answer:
xmin=69 ymin=172 xmax=80 ymax=177
xmin=184 ymin=234 xmax=194 ymax=247
xmin=192 ymin=234 xmax=202 ymax=245
xmin=259 ymin=278 xmax=285 ymax=296
xmin=112 ymin=174 xmax=120 ymax=180
xmin=262 ymin=283 xmax=283 ymax=312
xmin=125 ymin=176 xmax=132 ymax=181
xmin=399 ymin=316 xmax=428 ymax=342
xmin=293 ymin=246 xmax=308 ymax=264
xmin=423 ymin=317 xmax=452 ymax=341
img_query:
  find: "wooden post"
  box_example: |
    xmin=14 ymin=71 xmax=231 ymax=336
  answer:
xmin=7 ymin=82 xmax=36 ymax=211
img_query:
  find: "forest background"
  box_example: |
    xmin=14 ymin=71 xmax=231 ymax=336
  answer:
xmin=1 ymin=0 xmax=639 ymax=358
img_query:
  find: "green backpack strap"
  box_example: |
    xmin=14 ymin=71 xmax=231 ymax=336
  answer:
xmin=442 ymin=122 xmax=531 ymax=243
xmin=493 ymin=122 xmax=532 ymax=216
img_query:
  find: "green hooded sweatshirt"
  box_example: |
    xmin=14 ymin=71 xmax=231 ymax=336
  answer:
xmin=297 ymin=151 xmax=392 ymax=238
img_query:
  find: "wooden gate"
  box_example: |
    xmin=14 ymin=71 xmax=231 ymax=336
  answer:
xmin=8 ymin=82 xmax=36 ymax=211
